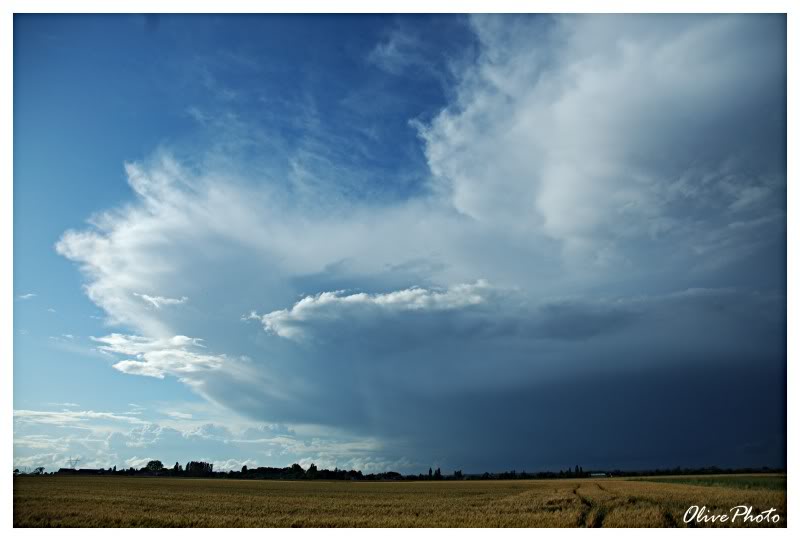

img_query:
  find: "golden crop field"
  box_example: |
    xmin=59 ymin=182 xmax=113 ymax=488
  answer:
xmin=13 ymin=474 xmax=786 ymax=528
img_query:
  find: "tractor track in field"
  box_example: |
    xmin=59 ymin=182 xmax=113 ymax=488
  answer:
xmin=601 ymin=482 xmax=685 ymax=528
xmin=574 ymin=482 xmax=627 ymax=528
xmin=572 ymin=486 xmax=591 ymax=527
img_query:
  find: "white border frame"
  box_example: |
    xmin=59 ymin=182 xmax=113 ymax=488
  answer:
xmin=2 ymin=1 xmax=795 ymax=539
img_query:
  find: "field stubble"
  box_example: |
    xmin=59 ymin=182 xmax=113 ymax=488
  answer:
xmin=13 ymin=475 xmax=786 ymax=527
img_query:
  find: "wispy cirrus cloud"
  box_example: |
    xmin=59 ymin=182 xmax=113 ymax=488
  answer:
xmin=13 ymin=409 xmax=148 ymax=427
xmin=368 ymin=28 xmax=429 ymax=75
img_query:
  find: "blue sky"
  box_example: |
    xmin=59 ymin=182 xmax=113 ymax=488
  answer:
xmin=14 ymin=14 xmax=786 ymax=473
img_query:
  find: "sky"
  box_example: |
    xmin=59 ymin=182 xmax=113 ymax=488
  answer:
xmin=13 ymin=14 xmax=786 ymax=474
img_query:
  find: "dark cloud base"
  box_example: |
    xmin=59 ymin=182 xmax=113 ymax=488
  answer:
xmin=381 ymin=357 xmax=786 ymax=473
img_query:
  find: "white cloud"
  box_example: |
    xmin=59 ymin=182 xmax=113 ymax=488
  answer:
xmin=134 ymin=293 xmax=189 ymax=309
xmin=92 ymin=334 xmax=224 ymax=380
xmin=256 ymin=280 xmax=494 ymax=340
xmin=13 ymin=407 xmax=400 ymax=473
xmin=164 ymin=411 xmax=193 ymax=420
xmin=418 ymin=14 xmax=785 ymax=267
xmin=93 ymin=334 xmax=202 ymax=355
xmin=18 ymin=293 xmax=36 ymax=300
xmin=124 ymin=456 xmax=156 ymax=469
xmin=14 ymin=409 xmax=147 ymax=427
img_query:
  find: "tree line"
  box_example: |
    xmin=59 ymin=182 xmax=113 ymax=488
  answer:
xmin=14 ymin=461 xmax=784 ymax=480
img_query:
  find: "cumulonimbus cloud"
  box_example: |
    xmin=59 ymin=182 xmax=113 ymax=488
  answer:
xmin=50 ymin=14 xmax=786 ymax=471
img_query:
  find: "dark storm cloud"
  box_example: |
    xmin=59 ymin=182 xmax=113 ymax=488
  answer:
xmin=218 ymin=284 xmax=785 ymax=473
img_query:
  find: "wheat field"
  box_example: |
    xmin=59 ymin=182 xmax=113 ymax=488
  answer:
xmin=13 ymin=475 xmax=786 ymax=527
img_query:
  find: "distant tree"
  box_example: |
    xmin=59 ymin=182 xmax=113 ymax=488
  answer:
xmin=145 ymin=460 xmax=164 ymax=472
xmin=33 ymin=467 xmax=45 ymax=475
xmin=433 ymin=467 xmax=442 ymax=480
xmin=185 ymin=461 xmax=213 ymax=475
xmin=306 ymin=463 xmax=318 ymax=479
xmin=112 ymin=465 xmax=117 ymax=472
xmin=173 ymin=462 xmax=182 ymax=472
xmin=13 ymin=469 xmax=19 ymax=475
xmin=241 ymin=465 xmax=248 ymax=474
xmin=453 ymin=470 xmax=463 ymax=480
xmin=428 ymin=467 xmax=433 ymax=478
